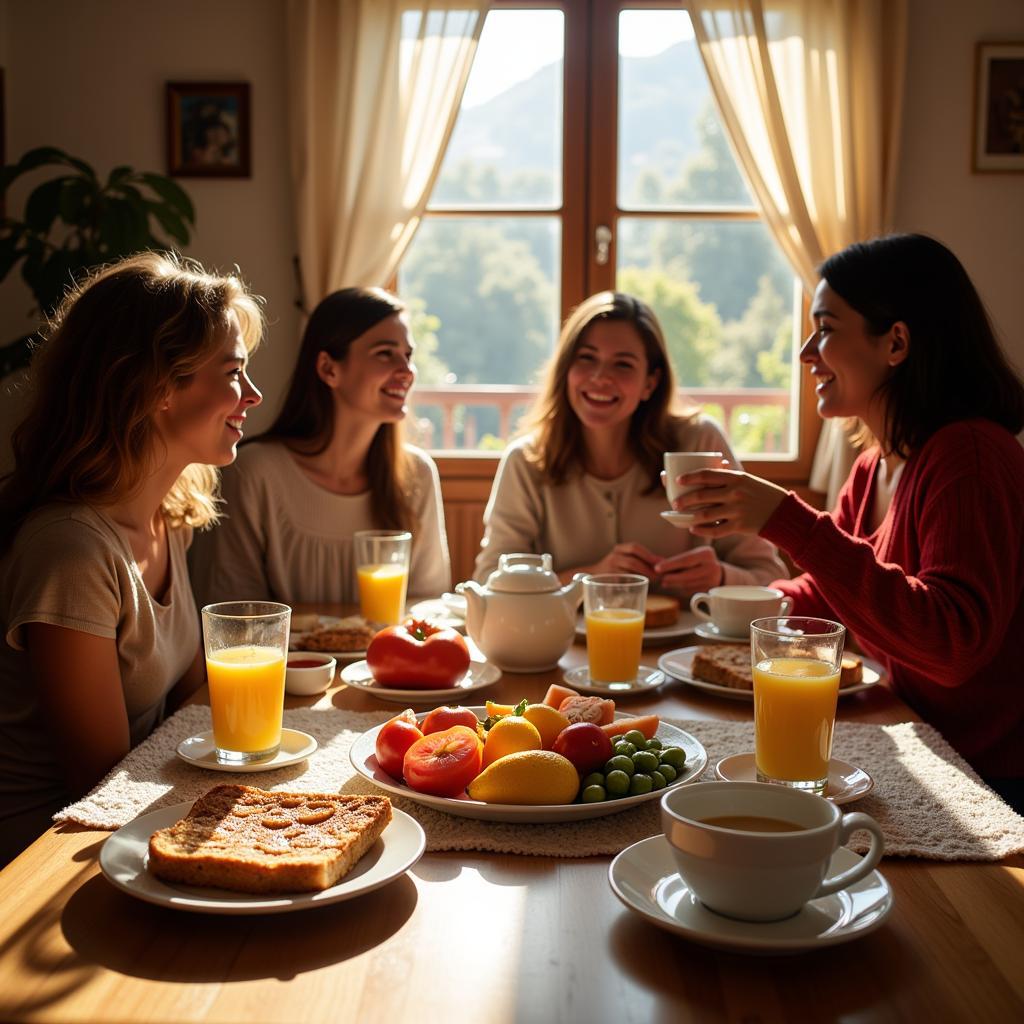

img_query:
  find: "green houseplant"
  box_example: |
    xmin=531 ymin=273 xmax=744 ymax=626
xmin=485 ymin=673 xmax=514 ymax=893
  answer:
xmin=0 ymin=146 xmax=195 ymax=376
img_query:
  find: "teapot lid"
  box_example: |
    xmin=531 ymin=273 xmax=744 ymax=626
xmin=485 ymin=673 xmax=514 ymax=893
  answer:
xmin=486 ymin=553 xmax=562 ymax=593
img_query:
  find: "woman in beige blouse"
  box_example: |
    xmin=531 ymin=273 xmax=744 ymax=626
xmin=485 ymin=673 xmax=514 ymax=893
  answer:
xmin=192 ymin=288 xmax=451 ymax=607
xmin=474 ymin=291 xmax=786 ymax=592
xmin=0 ymin=253 xmax=264 ymax=862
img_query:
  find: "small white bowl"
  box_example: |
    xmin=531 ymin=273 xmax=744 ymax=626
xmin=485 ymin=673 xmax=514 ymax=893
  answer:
xmin=285 ymin=653 xmax=337 ymax=696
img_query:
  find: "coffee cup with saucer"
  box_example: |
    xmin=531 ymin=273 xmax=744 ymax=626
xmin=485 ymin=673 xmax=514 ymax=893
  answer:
xmin=689 ymin=585 xmax=792 ymax=639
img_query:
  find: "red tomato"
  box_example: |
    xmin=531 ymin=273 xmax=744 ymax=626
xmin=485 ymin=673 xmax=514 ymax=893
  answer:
xmin=420 ymin=705 xmax=480 ymax=735
xmin=375 ymin=709 xmax=424 ymax=779
xmin=366 ymin=619 xmax=471 ymax=689
xmin=403 ymin=725 xmax=483 ymax=797
xmin=552 ymin=722 xmax=614 ymax=774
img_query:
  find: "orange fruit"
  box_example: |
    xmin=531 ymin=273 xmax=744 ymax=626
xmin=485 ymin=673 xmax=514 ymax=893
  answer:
xmin=482 ymin=715 xmax=542 ymax=766
xmin=522 ymin=703 xmax=570 ymax=750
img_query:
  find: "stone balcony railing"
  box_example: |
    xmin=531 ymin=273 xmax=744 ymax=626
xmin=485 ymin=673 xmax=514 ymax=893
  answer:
xmin=409 ymin=384 xmax=791 ymax=452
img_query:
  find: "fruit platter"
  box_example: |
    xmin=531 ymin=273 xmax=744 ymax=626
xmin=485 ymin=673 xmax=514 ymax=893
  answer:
xmin=348 ymin=684 xmax=708 ymax=823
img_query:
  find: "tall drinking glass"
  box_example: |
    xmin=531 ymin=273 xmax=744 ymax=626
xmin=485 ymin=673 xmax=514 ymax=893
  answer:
xmin=202 ymin=602 xmax=291 ymax=764
xmin=353 ymin=530 xmax=412 ymax=625
xmin=583 ymin=573 xmax=648 ymax=683
xmin=750 ymin=616 xmax=846 ymax=794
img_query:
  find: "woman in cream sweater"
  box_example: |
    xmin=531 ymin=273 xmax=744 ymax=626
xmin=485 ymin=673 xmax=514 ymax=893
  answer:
xmin=192 ymin=287 xmax=450 ymax=607
xmin=474 ymin=291 xmax=785 ymax=592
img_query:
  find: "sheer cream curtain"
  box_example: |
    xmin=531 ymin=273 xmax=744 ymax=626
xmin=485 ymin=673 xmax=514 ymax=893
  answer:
xmin=685 ymin=0 xmax=907 ymax=506
xmin=286 ymin=0 xmax=488 ymax=310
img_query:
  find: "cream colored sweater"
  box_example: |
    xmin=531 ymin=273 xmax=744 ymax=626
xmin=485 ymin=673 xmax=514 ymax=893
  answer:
xmin=474 ymin=417 xmax=788 ymax=588
xmin=191 ymin=441 xmax=451 ymax=607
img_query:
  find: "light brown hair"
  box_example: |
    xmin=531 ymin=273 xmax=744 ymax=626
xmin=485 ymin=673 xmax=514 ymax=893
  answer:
xmin=523 ymin=291 xmax=695 ymax=489
xmin=0 ymin=251 xmax=264 ymax=551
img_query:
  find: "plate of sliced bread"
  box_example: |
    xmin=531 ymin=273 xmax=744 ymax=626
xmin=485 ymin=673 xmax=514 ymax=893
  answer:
xmin=575 ymin=595 xmax=700 ymax=644
xmin=289 ymin=614 xmax=377 ymax=662
xmin=658 ymin=645 xmax=885 ymax=701
xmin=99 ymin=784 xmax=424 ymax=914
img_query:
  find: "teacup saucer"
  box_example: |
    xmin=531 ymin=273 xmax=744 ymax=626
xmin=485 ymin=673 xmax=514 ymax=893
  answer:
xmin=609 ymin=835 xmax=892 ymax=953
xmin=694 ymin=622 xmax=750 ymax=643
xmin=563 ymin=664 xmax=666 ymax=695
xmin=714 ymin=753 xmax=874 ymax=805
xmin=660 ymin=510 xmax=694 ymax=529
xmin=176 ymin=729 xmax=318 ymax=773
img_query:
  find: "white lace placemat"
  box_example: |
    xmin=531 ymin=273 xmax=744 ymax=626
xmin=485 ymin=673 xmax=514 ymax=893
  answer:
xmin=56 ymin=704 xmax=1024 ymax=861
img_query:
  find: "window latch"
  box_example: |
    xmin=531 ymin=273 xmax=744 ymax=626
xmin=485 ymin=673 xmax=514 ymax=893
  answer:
xmin=595 ymin=224 xmax=612 ymax=266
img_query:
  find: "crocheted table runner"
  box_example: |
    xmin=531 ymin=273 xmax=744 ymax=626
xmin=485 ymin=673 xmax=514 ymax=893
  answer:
xmin=56 ymin=704 xmax=1024 ymax=861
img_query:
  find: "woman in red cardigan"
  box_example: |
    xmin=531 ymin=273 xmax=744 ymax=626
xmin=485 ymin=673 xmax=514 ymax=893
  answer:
xmin=672 ymin=234 xmax=1024 ymax=810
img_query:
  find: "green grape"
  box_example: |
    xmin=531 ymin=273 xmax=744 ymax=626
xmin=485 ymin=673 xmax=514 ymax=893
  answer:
xmin=650 ymin=770 xmax=667 ymax=790
xmin=623 ymin=729 xmax=647 ymax=747
xmin=658 ymin=762 xmax=678 ymax=782
xmin=605 ymin=769 xmax=631 ymax=796
xmin=644 ymin=738 xmax=663 ymax=751
xmin=632 ymin=750 xmax=660 ymax=774
xmin=581 ymin=784 xmax=607 ymax=803
xmin=614 ymin=741 xmax=638 ymax=757
xmin=629 ymin=773 xmax=654 ymax=796
xmin=660 ymin=746 xmax=687 ymax=769
xmin=605 ymin=755 xmax=635 ymax=776
xmin=582 ymin=772 xmax=605 ymax=789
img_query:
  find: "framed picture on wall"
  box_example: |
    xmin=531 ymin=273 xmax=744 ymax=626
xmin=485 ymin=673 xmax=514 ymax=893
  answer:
xmin=166 ymin=82 xmax=251 ymax=178
xmin=973 ymin=42 xmax=1024 ymax=173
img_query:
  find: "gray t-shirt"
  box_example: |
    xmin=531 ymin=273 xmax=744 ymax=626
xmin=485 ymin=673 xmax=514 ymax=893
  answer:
xmin=0 ymin=505 xmax=198 ymax=824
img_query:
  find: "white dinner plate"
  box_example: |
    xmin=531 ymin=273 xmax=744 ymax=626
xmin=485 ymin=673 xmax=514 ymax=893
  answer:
xmin=289 ymin=615 xmax=368 ymax=663
xmin=713 ymin=753 xmax=874 ymax=805
xmin=339 ymin=658 xmax=501 ymax=703
xmin=609 ymin=835 xmax=892 ymax=953
xmin=658 ymin=647 xmax=886 ymax=701
xmin=349 ymin=708 xmax=708 ymax=823
xmin=99 ymin=803 xmax=425 ymax=915
xmin=562 ymin=664 xmax=667 ymax=696
xmin=176 ymin=729 xmax=319 ymax=772
xmin=407 ymin=598 xmax=466 ymax=633
xmin=575 ymin=611 xmax=700 ymax=645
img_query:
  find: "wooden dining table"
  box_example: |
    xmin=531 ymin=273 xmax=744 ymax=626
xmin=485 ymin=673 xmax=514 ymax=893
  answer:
xmin=1 ymin=612 xmax=1022 ymax=1024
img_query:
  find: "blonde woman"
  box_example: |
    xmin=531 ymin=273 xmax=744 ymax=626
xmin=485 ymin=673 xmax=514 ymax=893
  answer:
xmin=0 ymin=253 xmax=263 ymax=862
xmin=192 ymin=287 xmax=450 ymax=607
xmin=474 ymin=291 xmax=785 ymax=592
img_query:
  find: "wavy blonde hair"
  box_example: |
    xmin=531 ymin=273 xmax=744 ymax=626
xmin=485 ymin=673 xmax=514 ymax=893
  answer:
xmin=523 ymin=291 xmax=695 ymax=489
xmin=0 ymin=251 xmax=264 ymax=550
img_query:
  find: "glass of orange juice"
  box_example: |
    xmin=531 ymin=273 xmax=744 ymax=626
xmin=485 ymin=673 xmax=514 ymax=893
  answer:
xmin=202 ymin=601 xmax=291 ymax=764
xmin=750 ymin=616 xmax=846 ymax=794
xmin=353 ymin=530 xmax=412 ymax=625
xmin=583 ymin=573 xmax=648 ymax=684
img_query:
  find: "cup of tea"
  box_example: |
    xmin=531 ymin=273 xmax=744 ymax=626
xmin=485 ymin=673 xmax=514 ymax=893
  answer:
xmin=663 ymin=451 xmax=728 ymax=521
xmin=751 ymin=616 xmax=846 ymax=794
xmin=353 ymin=529 xmax=412 ymax=625
xmin=689 ymin=585 xmax=792 ymax=637
xmin=202 ymin=601 xmax=291 ymax=764
xmin=661 ymin=781 xmax=884 ymax=922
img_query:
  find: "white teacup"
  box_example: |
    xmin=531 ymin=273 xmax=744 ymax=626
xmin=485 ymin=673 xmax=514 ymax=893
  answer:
xmin=689 ymin=585 xmax=792 ymax=637
xmin=663 ymin=451 xmax=727 ymax=521
xmin=661 ymin=781 xmax=885 ymax=922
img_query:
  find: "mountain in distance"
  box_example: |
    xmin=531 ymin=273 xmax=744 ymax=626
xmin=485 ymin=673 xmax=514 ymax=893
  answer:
xmin=436 ymin=41 xmax=714 ymax=201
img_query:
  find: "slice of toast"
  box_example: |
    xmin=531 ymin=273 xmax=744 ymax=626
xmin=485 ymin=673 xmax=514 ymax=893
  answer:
xmin=645 ymin=595 xmax=680 ymax=629
xmin=691 ymin=644 xmax=752 ymax=690
xmin=840 ymin=654 xmax=864 ymax=688
xmin=295 ymin=616 xmax=376 ymax=652
xmin=148 ymin=785 xmax=392 ymax=893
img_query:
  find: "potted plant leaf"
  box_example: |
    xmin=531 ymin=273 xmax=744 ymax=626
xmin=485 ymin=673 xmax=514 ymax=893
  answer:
xmin=0 ymin=146 xmax=195 ymax=376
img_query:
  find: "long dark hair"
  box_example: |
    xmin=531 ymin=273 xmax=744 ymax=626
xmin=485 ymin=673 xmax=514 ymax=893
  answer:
xmin=820 ymin=234 xmax=1024 ymax=457
xmin=0 ymin=252 xmax=263 ymax=553
xmin=524 ymin=291 xmax=694 ymax=489
xmin=253 ymin=287 xmax=414 ymax=532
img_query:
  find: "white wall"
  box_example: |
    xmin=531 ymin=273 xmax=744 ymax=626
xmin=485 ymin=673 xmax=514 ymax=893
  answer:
xmin=894 ymin=0 xmax=1024 ymax=376
xmin=0 ymin=0 xmax=299 ymax=468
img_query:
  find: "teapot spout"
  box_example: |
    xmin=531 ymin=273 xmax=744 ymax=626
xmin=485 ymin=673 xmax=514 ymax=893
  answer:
xmin=559 ymin=575 xmax=584 ymax=614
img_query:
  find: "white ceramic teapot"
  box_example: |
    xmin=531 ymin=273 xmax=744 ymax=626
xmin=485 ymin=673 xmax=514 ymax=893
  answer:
xmin=457 ymin=553 xmax=583 ymax=672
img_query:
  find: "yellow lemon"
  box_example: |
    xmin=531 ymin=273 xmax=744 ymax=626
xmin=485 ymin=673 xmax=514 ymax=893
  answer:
xmin=468 ymin=750 xmax=581 ymax=804
xmin=522 ymin=703 xmax=570 ymax=750
xmin=482 ymin=715 xmax=542 ymax=766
